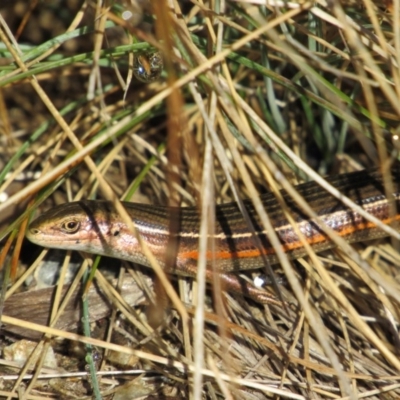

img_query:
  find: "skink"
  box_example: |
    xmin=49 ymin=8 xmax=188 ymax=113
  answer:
xmin=26 ymin=169 xmax=400 ymax=304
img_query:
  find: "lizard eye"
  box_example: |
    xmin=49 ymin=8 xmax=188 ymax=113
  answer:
xmin=61 ymin=219 xmax=81 ymax=234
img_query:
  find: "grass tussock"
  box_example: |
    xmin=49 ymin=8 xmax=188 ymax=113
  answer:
xmin=0 ymin=0 xmax=400 ymax=398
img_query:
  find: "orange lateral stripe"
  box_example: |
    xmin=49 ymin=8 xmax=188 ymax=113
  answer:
xmin=179 ymin=215 xmax=400 ymax=262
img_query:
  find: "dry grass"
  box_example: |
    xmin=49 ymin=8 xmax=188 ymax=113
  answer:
xmin=0 ymin=0 xmax=400 ymax=398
